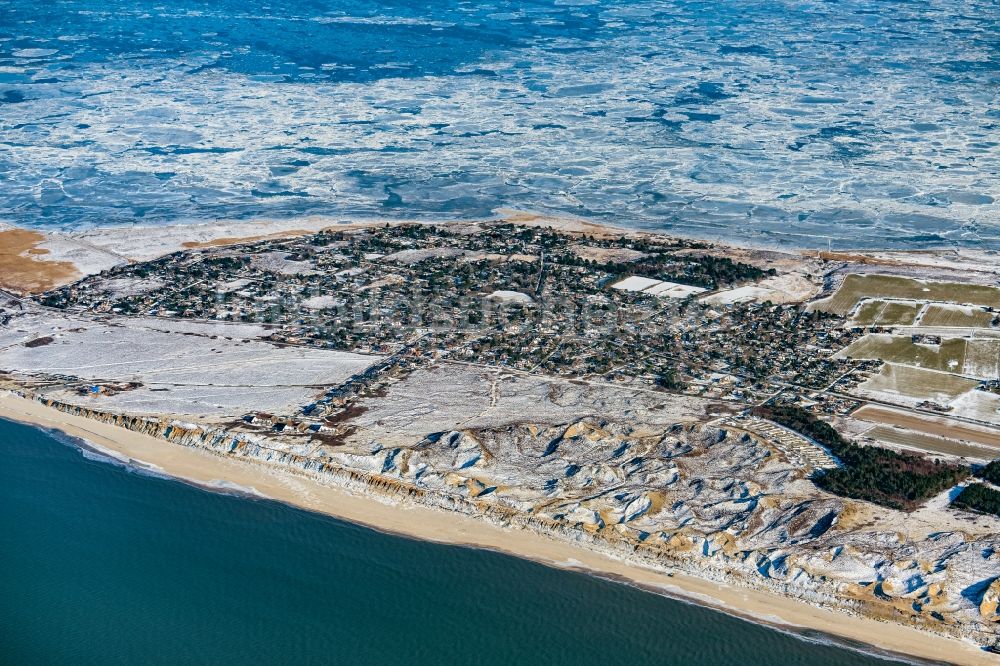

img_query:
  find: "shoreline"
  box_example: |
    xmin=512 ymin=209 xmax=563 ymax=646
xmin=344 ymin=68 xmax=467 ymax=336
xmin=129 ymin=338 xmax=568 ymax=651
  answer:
xmin=0 ymin=392 xmax=990 ymax=665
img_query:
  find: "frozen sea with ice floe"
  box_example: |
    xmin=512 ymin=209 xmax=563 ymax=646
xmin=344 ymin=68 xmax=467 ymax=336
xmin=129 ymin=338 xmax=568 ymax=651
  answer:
xmin=0 ymin=0 xmax=997 ymax=249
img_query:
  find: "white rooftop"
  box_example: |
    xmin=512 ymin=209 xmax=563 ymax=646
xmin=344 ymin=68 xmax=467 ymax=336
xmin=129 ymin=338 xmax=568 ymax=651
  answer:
xmin=487 ymin=290 xmax=534 ymax=304
xmin=611 ymin=276 xmax=661 ymax=292
xmin=645 ymin=282 xmax=706 ymax=298
xmin=612 ymin=276 xmax=706 ymax=299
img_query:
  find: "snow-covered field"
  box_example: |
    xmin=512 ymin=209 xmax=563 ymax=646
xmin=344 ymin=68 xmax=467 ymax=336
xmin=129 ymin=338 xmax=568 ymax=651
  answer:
xmin=340 ymin=362 xmax=711 ymax=449
xmin=0 ymin=310 xmax=382 ymax=417
xmin=855 ymin=363 xmax=979 ymax=404
xmin=700 ymin=285 xmax=774 ymax=306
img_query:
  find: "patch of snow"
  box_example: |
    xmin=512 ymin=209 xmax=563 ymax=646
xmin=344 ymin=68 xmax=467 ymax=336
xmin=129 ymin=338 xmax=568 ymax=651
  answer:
xmin=381 ymin=247 xmax=467 ymax=264
xmin=700 ymin=285 xmax=775 ymax=306
xmin=301 ymin=295 xmax=342 ymax=310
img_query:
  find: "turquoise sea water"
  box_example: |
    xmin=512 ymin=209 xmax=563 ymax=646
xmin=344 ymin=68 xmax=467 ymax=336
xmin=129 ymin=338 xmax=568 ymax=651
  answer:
xmin=0 ymin=417 xmax=911 ymax=665
xmin=1 ymin=0 xmax=997 ymax=248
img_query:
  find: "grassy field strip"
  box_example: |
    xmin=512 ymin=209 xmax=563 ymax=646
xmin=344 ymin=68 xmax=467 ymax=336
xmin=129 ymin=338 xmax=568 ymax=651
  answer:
xmin=963 ymin=339 xmax=1000 ymax=378
xmin=848 ymin=301 xmax=996 ymax=330
xmin=852 ymin=299 xmax=886 ymax=325
xmin=947 ymin=390 xmax=1000 ymax=426
xmin=853 ymin=405 xmax=1000 ymax=450
xmin=891 ymin=326 xmax=1000 ymax=339
xmin=863 ymin=424 xmax=996 ymax=461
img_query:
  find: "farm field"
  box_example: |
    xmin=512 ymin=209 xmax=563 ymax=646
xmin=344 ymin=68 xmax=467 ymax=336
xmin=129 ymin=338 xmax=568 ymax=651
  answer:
xmin=856 ymin=363 xmax=979 ymax=402
xmin=838 ymin=334 xmax=1000 ymax=380
xmin=812 ymin=274 xmax=1000 ymax=316
xmin=962 ymin=339 xmax=1000 ymax=378
xmin=837 ymin=334 xmax=967 ymax=374
xmin=948 ymin=390 xmax=1000 ymax=425
xmin=894 ymin=326 xmax=1000 ymax=339
xmin=853 ymin=405 xmax=1000 ymax=450
xmin=919 ymin=304 xmax=995 ymax=328
xmin=851 ymin=299 xmax=921 ymax=326
xmin=863 ymin=425 xmax=997 ymax=461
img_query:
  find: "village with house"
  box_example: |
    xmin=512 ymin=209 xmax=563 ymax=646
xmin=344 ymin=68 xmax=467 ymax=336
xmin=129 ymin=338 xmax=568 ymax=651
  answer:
xmin=36 ymin=221 xmax=855 ymax=402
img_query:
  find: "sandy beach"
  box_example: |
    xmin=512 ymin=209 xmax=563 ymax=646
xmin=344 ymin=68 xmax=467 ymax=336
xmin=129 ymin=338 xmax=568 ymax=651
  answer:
xmin=0 ymin=392 xmax=992 ymax=665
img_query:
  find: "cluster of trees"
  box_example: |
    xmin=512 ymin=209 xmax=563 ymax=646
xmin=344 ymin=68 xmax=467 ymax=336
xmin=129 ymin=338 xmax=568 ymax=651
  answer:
xmin=952 ymin=483 xmax=1000 ymax=517
xmin=751 ymin=404 xmax=969 ymax=511
xmin=556 ymin=252 xmax=772 ymax=289
xmin=682 ymin=256 xmax=775 ymax=289
xmin=655 ymin=368 xmax=685 ymax=390
xmin=751 ymin=404 xmax=850 ymax=451
xmin=977 ymin=459 xmax=1000 ymax=484
xmin=816 ymin=448 xmax=967 ymax=512
xmin=39 ymin=292 xmax=67 ymax=308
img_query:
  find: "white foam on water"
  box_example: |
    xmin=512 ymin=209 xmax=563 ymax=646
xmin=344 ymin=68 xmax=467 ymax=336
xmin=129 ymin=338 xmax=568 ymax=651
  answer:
xmin=43 ymin=426 xmax=270 ymax=499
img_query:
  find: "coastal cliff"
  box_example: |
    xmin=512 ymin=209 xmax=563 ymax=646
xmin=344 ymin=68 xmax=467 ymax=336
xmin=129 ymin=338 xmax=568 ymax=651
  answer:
xmin=22 ymin=391 xmax=1000 ymax=650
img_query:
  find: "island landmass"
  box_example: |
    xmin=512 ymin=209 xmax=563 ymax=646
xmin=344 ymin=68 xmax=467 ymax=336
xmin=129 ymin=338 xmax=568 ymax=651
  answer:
xmin=2 ymin=214 xmax=999 ymax=664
